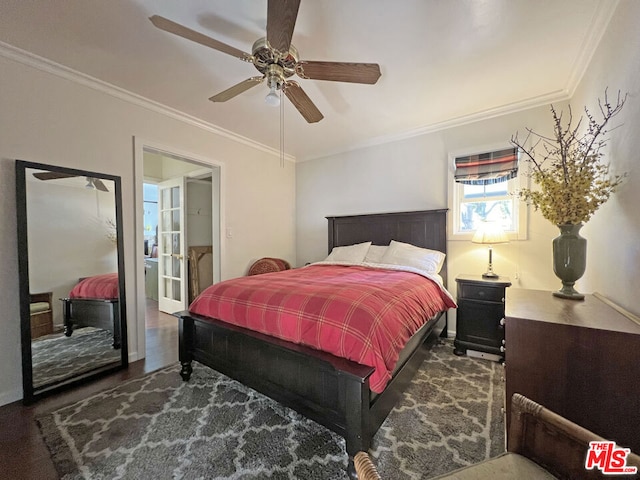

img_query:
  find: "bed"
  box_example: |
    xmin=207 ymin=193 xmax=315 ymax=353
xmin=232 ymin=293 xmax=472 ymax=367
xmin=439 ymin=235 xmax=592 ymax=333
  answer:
xmin=62 ymin=273 xmax=121 ymax=349
xmin=176 ymin=209 xmax=452 ymax=478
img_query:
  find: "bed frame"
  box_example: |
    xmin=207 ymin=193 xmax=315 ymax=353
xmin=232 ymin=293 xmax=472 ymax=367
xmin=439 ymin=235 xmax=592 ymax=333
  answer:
xmin=62 ymin=298 xmax=122 ymax=349
xmin=177 ymin=209 xmax=449 ymax=478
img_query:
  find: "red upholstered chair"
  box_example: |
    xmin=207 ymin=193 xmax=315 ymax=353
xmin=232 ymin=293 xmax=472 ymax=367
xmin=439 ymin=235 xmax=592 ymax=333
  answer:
xmin=248 ymin=257 xmax=291 ymax=276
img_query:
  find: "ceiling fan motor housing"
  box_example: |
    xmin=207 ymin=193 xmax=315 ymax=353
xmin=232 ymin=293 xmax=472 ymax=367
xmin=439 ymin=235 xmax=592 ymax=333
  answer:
xmin=266 ymin=64 xmax=286 ymax=91
xmin=252 ymin=37 xmax=298 ymax=83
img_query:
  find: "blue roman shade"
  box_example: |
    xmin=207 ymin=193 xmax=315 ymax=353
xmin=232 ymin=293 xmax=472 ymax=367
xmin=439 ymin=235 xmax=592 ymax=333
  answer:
xmin=454 ymin=147 xmax=519 ymax=185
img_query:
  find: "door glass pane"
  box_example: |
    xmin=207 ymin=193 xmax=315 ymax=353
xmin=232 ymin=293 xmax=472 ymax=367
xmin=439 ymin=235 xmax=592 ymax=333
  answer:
xmin=162 ymin=188 xmax=171 ymax=208
xmin=163 ymin=256 xmax=172 ymax=276
xmin=172 ymin=233 xmax=180 ymax=254
xmin=162 ymin=233 xmax=171 ymax=252
xmin=172 ymin=279 xmax=181 ymax=301
xmin=162 ymin=211 xmax=172 ymax=231
xmin=172 ymin=210 xmax=180 ymax=231
xmin=172 ymin=187 xmax=180 ymax=208
xmin=172 ymin=256 xmax=180 ymax=276
xmin=164 ymin=277 xmax=172 ymax=298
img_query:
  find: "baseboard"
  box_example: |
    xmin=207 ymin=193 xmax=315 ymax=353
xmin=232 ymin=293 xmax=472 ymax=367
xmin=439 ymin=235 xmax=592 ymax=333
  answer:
xmin=0 ymin=387 xmax=22 ymax=407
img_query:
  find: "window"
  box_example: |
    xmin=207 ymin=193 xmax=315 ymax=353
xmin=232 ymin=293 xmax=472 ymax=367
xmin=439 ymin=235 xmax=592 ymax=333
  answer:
xmin=449 ymin=146 xmax=527 ymax=240
xmin=143 ymin=183 xmax=159 ymax=252
xmin=458 ymin=181 xmax=513 ymax=232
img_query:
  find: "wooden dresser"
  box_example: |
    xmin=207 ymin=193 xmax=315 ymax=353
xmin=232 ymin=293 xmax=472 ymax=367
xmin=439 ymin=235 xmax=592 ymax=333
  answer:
xmin=505 ymin=288 xmax=640 ymax=453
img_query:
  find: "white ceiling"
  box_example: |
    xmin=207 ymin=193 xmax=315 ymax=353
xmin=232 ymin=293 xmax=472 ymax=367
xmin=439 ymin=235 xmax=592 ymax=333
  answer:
xmin=0 ymin=0 xmax=618 ymax=161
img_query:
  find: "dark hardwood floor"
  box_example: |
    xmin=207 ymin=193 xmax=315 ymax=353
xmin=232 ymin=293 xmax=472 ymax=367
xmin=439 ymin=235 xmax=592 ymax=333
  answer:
xmin=0 ymin=298 xmax=178 ymax=479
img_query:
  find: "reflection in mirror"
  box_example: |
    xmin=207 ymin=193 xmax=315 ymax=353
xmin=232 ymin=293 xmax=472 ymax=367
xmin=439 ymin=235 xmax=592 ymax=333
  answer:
xmin=16 ymin=160 xmax=127 ymax=403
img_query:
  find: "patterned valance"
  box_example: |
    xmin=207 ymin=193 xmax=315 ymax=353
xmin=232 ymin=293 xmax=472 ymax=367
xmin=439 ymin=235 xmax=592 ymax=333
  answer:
xmin=454 ymin=147 xmax=518 ymax=185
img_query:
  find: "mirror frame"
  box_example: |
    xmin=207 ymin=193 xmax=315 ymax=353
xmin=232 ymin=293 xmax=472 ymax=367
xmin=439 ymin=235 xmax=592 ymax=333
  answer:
xmin=15 ymin=160 xmax=128 ymax=404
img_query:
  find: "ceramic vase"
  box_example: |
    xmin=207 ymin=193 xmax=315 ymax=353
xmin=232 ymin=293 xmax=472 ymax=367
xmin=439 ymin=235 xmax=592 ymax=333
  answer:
xmin=552 ymin=224 xmax=586 ymax=300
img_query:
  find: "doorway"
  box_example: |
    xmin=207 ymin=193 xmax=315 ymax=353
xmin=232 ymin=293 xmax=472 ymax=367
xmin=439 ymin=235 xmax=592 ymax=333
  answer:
xmin=134 ymin=139 xmax=223 ymax=363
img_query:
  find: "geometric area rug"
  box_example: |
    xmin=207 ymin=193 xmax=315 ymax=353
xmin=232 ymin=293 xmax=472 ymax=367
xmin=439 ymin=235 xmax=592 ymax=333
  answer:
xmin=31 ymin=327 xmax=121 ymax=389
xmin=37 ymin=340 xmax=505 ymax=479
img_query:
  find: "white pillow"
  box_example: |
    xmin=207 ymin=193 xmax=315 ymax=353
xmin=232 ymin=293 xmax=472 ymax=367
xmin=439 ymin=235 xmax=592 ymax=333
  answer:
xmin=325 ymin=242 xmax=372 ymax=263
xmin=380 ymin=240 xmax=446 ymax=274
xmin=364 ymin=245 xmax=387 ymax=263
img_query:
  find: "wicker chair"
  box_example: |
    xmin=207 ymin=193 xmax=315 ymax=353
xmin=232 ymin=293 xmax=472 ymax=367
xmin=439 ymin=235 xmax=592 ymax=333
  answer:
xmin=354 ymin=452 xmax=382 ymax=480
xmin=247 ymin=257 xmax=291 ymax=276
xmin=355 ymin=393 xmax=640 ymax=480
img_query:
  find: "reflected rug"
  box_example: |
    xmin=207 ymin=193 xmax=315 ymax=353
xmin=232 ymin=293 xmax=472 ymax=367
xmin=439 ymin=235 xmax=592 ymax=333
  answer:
xmin=37 ymin=340 xmax=504 ymax=479
xmin=31 ymin=327 xmax=121 ymax=389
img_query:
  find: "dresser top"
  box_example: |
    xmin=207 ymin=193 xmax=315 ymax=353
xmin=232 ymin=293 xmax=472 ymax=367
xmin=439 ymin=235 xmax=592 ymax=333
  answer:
xmin=506 ymin=288 xmax=640 ymax=335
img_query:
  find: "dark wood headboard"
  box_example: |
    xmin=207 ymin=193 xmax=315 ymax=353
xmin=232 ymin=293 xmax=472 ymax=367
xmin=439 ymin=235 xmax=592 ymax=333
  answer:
xmin=326 ymin=209 xmax=448 ymax=285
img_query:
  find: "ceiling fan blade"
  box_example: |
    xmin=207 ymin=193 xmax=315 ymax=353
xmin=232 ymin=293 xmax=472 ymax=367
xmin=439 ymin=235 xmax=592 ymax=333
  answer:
xmin=267 ymin=0 xmax=300 ymax=55
xmin=209 ymin=76 xmax=265 ymax=102
xmin=32 ymin=171 xmax=77 ymax=181
xmin=296 ymin=61 xmax=381 ymax=84
xmin=149 ymin=15 xmax=253 ymax=62
xmin=283 ymin=81 xmax=324 ymax=123
xmin=92 ymin=179 xmax=109 ymax=192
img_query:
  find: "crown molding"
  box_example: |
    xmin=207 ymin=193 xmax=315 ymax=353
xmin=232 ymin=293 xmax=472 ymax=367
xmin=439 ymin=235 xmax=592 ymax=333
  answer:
xmin=564 ymin=0 xmax=621 ymax=97
xmin=298 ymin=1 xmax=621 ymax=164
xmin=299 ymin=88 xmax=571 ymax=163
xmin=0 ymin=41 xmax=295 ymax=163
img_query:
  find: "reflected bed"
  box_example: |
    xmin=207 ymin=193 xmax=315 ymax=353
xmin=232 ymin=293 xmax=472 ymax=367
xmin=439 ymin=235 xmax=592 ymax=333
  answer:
xmin=62 ymin=273 xmax=121 ymax=349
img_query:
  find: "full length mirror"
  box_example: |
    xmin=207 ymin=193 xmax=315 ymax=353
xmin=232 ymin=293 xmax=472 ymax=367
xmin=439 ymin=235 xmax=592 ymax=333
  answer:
xmin=16 ymin=160 xmax=128 ymax=404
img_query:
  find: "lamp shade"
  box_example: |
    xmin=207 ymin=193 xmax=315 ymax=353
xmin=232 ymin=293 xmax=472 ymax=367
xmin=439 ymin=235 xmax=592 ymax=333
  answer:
xmin=472 ymin=222 xmax=508 ymax=245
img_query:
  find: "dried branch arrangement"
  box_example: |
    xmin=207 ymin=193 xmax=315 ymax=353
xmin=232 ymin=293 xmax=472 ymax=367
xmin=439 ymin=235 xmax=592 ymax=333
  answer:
xmin=511 ymin=90 xmax=627 ymax=225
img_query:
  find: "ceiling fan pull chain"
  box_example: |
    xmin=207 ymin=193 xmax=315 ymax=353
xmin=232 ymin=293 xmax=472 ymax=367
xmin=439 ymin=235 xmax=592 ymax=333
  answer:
xmin=280 ymin=91 xmax=285 ymax=168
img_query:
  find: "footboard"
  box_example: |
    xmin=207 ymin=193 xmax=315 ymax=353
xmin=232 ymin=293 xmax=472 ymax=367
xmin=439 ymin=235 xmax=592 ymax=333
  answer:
xmin=178 ymin=310 xmax=445 ymax=478
xmin=180 ymin=312 xmax=373 ymax=446
xmin=62 ymin=298 xmax=121 ymax=348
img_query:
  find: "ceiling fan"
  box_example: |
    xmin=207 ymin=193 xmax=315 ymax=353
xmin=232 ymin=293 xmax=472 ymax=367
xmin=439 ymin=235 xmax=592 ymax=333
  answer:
xmin=149 ymin=0 xmax=381 ymax=123
xmin=32 ymin=172 xmax=109 ymax=192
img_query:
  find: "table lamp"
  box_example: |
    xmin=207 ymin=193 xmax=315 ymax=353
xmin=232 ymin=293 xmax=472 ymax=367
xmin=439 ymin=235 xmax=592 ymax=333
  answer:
xmin=472 ymin=222 xmax=508 ymax=279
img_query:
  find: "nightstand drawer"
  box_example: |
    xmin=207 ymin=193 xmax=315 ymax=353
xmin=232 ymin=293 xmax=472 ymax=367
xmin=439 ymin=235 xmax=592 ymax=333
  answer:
xmin=458 ymin=283 xmax=505 ymax=303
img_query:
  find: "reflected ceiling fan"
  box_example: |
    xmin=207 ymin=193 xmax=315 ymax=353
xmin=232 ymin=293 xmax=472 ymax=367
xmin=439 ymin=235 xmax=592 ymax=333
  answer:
xmin=149 ymin=0 xmax=381 ymax=123
xmin=32 ymin=171 xmax=109 ymax=192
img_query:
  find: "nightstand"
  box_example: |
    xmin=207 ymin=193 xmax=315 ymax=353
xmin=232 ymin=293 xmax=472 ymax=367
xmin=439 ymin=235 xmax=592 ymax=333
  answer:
xmin=454 ymin=274 xmax=511 ymax=360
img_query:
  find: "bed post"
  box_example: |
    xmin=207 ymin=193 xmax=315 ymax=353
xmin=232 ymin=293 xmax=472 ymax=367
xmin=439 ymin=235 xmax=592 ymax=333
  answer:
xmin=179 ymin=315 xmax=194 ymax=381
xmin=111 ymin=300 xmax=121 ymax=349
xmin=62 ymin=298 xmax=73 ymax=337
xmin=342 ymin=373 xmax=370 ymax=479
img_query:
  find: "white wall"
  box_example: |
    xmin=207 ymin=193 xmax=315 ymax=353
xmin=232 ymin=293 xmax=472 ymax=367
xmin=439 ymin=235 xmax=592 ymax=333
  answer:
xmin=0 ymin=53 xmax=295 ymax=405
xmin=296 ymin=0 xmax=640 ymax=329
xmin=187 ymin=181 xmax=214 ymax=248
xmin=296 ymin=134 xmax=447 ymax=264
xmin=297 ymin=105 xmax=563 ymax=309
xmin=568 ymin=0 xmax=640 ymax=315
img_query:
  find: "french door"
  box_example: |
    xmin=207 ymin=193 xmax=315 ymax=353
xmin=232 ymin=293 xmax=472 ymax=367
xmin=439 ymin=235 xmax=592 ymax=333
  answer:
xmin=157 ymin=177 xmax=187 ymax=313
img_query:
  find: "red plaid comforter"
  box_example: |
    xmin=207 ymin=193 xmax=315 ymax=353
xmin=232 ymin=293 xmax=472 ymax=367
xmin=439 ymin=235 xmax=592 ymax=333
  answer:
xmin=189 ymin=264 xmax=456 ymax=393
xmin=69 ymin=273 xmax=119 ymax=300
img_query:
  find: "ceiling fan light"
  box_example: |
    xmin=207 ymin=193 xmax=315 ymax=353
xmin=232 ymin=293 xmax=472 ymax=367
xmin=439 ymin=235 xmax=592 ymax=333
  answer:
xmin=265 ymin=86 xmax=280 ymax=107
